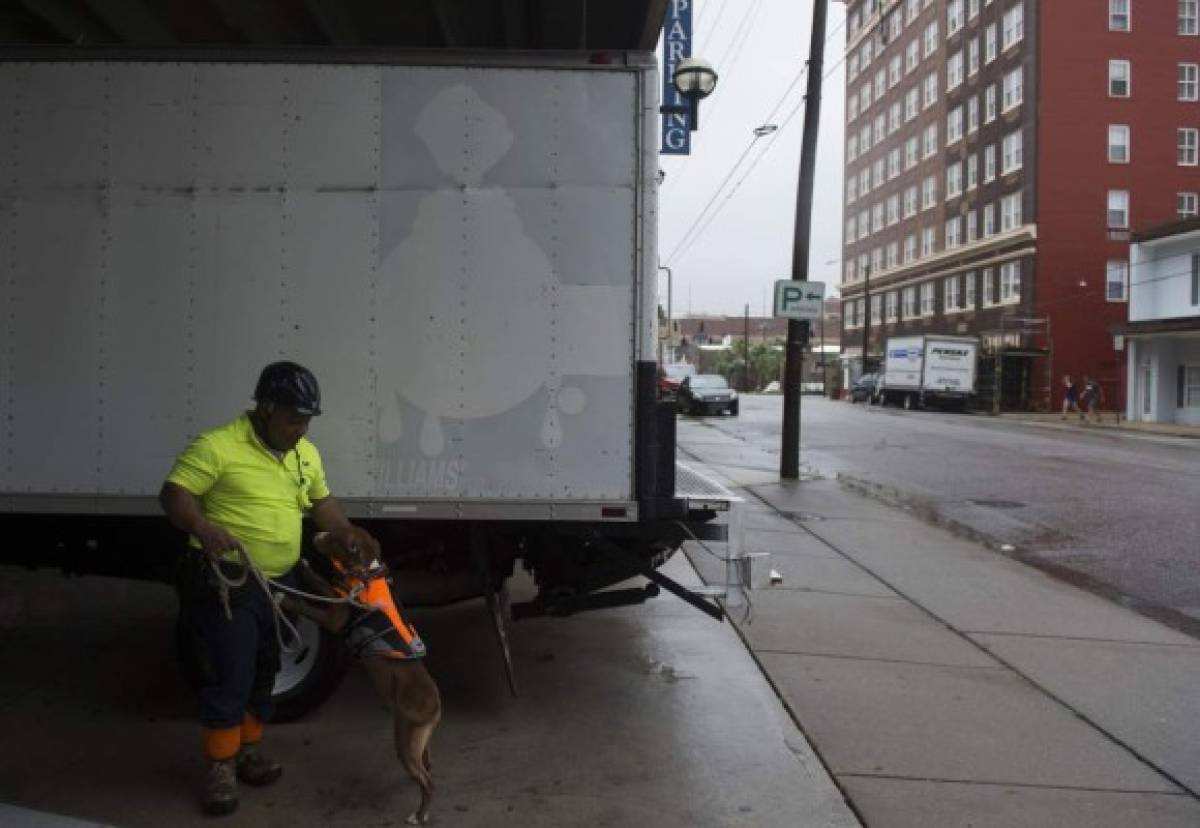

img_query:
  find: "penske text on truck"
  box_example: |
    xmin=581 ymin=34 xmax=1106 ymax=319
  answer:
xmin=0 ymin=54 xmax=741 ymax=717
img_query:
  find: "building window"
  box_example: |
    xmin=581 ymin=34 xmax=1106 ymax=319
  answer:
xmin=1002 ymin=67 xmax=1024 ymax=111
xmin=1000 ymin=262 xmax=1021 ymax=304
xmin=889 ymin=10 xmax=904 ymax=43
xmin=947 ymin=107 xmax=964 ymax=143
xmin=947 ymin=51 xmax=964 ymax=91
xmin=905 ymin=136 xmax=919 ymax=168
xmin=1002 ymin=129 xmax=1023 ymax=173
xmin=1106 ymin=260 xmax=1128 ymax=301
xmin=985 ymin=85 xmax=997 ymax=122
xmin=906 ymin=39 xmax=920 ymax=73
xmin=907 ymin=0 xmax=921 ymax=24
xmin=1182 ymin=0 xmax=1198 ymax=35
xmin=872 ymin=247 xmax=884 ymax=273
xmin=886 ymin=291 xmax=899 ymax=322
xmin=965 ymin=270 xmax=977 ymax=309
xmin=947 ymin=162 xmax=963 ymax=198
xmin=847 ymin=178 xmax=857 ymax=204
xmin=873 ymin=203 xmax=885 ymax=233
xmin=874 ymin=157 xmax=886 ymax=188
xmin=903 ymin=286 xmax=918 ymax=317
xmin=921 ymin=226 xmax=937 ymax=256
xmin=1179 ymin=128 xmax=1198 ymax=166
xmin=1110 ymin=0 xmax=1130 ymax=31
xmin=985 ymin=24 xmax=997 ymax=63
xmin=982 ymin=267 xmax=996 ymax=305
xmin=984 ymin=144 xmax=996 ymax=181
xmin=921 ymin=282 xmax=936 ymax=315
xmin=889 ymin=147 xmax=902 ymax=179
xmin=875 ymin=69 xmax=887 ymax=101
xmin=1000 ymin=191 xmax=1023 ymax=231
xmin=1109 ymin=60 xmax=1130 ymax=97
xmin=1002 ymin=4 xmax=1024 ymax=49
xmin=846 ymin=217 xmax=857 ymax=243
xmin=886 ymin=241 xmax=899 ymax=269
xmin=860 ymin=169 xmax=870 ymax=197
xmin=1107 ymin=190 xmax=1129 ymax=228
xmin=968 ymin=38 xmax=980 ymax=76
xmin=969 ymin=0 xmax=980 ymax=20
xmin=849 ymin=53 xmax=860 ymax=82
xmin=847 ymin=136 xmax=858 ymax=163
xmin=1180 ymin=64 xmax=1199 ymax=100
xmin=966 ymin=210 xmax=978 ymax=241
xmin=845 ymin=261 xmax=856 ymax=284
xmin=922 ymin=175 xmax=938 ymax=209
xmin=905 ymin=87 xmax=919 ymax=121
xmin=887 ymin=194 xmax=900 ymax=225
xmin=924 ymin=20 xmax=939 ymax=57
xmin=1108 ymin=124 xmax=1130 ymax=163
xmin=945 ymin=275 xmax=961 ymax=310
xmin=946 ymin=216 xmax=961 ymax=248
xmin=904 ymin=186 xmax=918 ymax=217
xmin=923 ymin=123 xmax=939 ymax=157
xmin=948 ymin=0 xmax=964 ymax=35
xmin=860 ymin=125 xmax=871 ymax=154
xmin=924 ymin=72 xmax=939 ymax=108
xmin=1186 ymin=366 xmax=1200 ymax=407
xmin=983 ymin=202 xmax=995 ymax=235
xmin=904 ymin=234 xmax=917 ymax=262
xmin=967 ymin=97 xmax=979 ymax=134
xmin=1178 ymin=192 xmax=1199 ymax=217
xmin=967 ymin=154 xmax=978 ymax=190
xmin=860 ymin=83 xmax=872 ymax=112
xmin=890 ymin=55 xmax=903 ymax=88
xmin=874 ymin=114 xmax=886 ymax=145
xmin=889 ymin=102 xmax=902 ymax=134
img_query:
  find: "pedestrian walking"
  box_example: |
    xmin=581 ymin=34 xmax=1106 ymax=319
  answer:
xmin=1060 ymin=374 xmax=1082 ymax=420
xmin=1080 ymin=375 xmax=1104 ymax=423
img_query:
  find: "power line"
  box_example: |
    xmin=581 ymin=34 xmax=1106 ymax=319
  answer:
xmin=664 ymin=15 xmax=848 ymax=264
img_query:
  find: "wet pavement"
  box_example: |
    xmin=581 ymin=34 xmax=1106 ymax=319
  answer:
xmin=0 ymin=557 xmax=858 ymax=828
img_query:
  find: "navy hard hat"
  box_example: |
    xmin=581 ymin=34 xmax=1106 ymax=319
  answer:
xmin=254 ymin=361 xmax=322 ymax=416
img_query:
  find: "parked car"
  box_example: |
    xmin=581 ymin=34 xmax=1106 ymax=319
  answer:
xmin=678 ymin=374 xmax=739 ymax=416
xmin=849 ymin=372 xmax=880 ymax=403
xmin=657 ymin=362 xmax=696 ymax=400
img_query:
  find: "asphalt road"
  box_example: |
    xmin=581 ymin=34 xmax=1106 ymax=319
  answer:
xmin=680 ymin=395 xmax=1200 ymax=635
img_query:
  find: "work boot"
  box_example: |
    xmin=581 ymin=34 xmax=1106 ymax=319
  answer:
xmin=201 ymin=758 xmax=238 ymax=816
xmin=236 ymin=743 xmax=282 ymax=787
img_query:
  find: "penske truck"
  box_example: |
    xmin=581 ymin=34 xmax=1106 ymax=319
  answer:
xmin=0 ymin=44 xmax=743 ymax=717
xmin=877 ymin=335 xmax=981 ymax=411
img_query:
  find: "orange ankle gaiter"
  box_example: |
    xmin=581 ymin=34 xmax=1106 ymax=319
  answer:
xmin=203 ymin=726 xmax=241 ymax=762
xmin=240 ymin=713 xmax=264 ymax=746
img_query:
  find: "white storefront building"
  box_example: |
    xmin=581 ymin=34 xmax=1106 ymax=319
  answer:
xmin=1122 ymin=220 xmax=1200 ymax=425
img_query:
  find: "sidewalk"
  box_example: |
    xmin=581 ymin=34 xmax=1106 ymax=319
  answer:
xmin=678 ymin=424 xmax=1200 ymax=828
xmin=996 ymin=410 xmax=1200 ymax=440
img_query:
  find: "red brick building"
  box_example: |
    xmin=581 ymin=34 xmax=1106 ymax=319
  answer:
xmin=839 ymin=0 xmax=1200 ymax=409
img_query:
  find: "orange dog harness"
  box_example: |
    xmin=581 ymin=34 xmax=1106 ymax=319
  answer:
xmin=336 ymin=563 xmax=426 ymax=661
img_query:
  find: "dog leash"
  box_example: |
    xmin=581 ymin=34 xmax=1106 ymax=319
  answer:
xmin=204 ymin=549 xmax=374 ymax=654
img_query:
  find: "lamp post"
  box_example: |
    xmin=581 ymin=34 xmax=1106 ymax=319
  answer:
xmin=661 ymin=57 xmax=719 ymax=131
xmin=657 ymin=264 xmax=673 ymax=364
xmin=860 ymin=264 xmax=872 ymax=378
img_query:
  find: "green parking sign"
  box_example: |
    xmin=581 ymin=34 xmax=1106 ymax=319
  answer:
xmin=774 ymin=280 xmax=825 ymax=320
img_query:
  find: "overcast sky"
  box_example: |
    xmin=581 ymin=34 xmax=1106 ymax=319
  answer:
xmin=657 ymin=0 xmax=847 ymax=316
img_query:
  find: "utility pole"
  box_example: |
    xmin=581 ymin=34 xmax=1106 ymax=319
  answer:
xmin=781 ymin=0 xmax=829 ymax=480
xmin=743 ymin=303 xmax=751 ymax=392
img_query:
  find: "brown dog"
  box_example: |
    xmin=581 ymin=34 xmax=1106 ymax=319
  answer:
xmin=282 ymin=531 xmax=441 ymax=825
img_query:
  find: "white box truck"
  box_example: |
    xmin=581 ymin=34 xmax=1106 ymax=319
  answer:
xmin=0 ymin=54 xmax=742 ymax=717
xmin=877 ymin=335 xmax=980 ymax=411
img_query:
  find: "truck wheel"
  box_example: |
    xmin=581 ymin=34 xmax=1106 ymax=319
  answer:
xmin=270 ymin=616 xmax=352 ymax=723
xmin=176 ymin=609 xmax=350 ymax=723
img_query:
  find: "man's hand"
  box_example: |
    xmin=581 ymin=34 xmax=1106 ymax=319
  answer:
xmin=318 ymin=525 xmax=382 ymax=568
xmin=194 ymin=521 xmax=245 ymax=562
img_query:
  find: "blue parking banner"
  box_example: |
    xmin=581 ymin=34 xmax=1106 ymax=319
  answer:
xmin=661 ymin=0 xmax=692 ymax=155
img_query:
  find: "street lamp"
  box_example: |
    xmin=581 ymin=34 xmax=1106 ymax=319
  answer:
xmin=661 ymin=57 xmax=719 ymax=131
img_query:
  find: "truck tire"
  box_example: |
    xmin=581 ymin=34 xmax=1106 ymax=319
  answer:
xmin=270 ymin=616 xmax=352 ymax=723
xmin=175 ymin=611 xmax=351 ymax=724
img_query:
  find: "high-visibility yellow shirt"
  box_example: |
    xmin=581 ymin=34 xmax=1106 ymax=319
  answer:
xmin=166 ymin=413 xmax=331 ymax=577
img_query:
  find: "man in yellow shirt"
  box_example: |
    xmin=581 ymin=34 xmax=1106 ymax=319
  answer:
xmin=160 ymin=361 xmax=379 ymax=816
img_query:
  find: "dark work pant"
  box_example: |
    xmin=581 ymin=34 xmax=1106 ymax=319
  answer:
xmin=175 ymin=552 xmax=300 ymax=729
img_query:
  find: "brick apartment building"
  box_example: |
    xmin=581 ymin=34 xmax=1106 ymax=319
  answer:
xmin=838 ymin=0 xmax=1200 ymax=409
